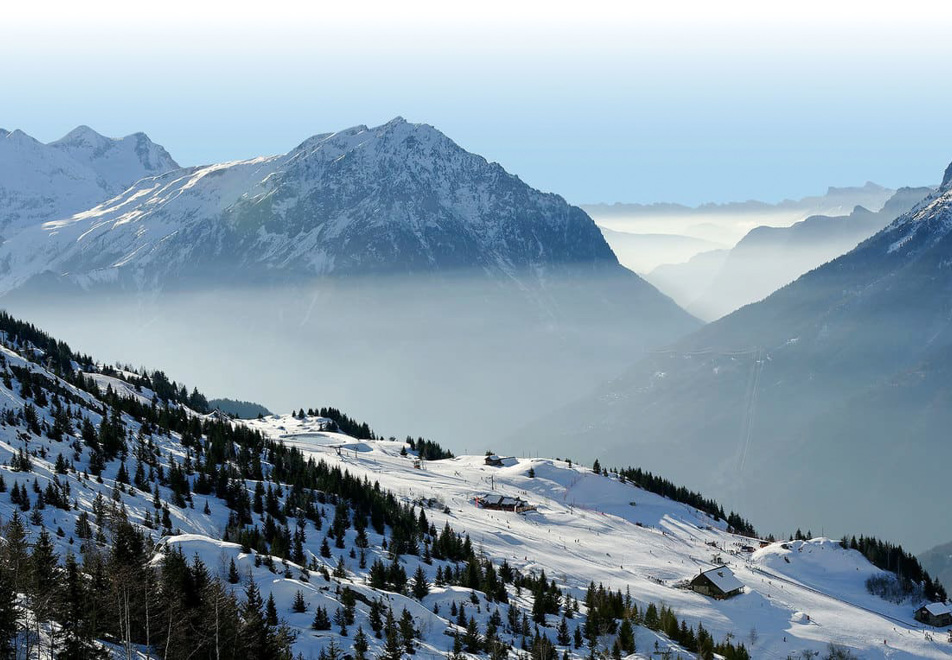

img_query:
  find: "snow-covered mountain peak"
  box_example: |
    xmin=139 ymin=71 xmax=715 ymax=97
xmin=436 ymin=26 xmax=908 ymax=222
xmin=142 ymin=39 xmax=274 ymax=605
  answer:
xmin=0 ymin=126 xmax=179 ymax=233
xmin=880 ymin=168 xmax=952 ymax=256
xmin=942 ymin=160 xmax=952 ymax=190
xmin=49 ymin=125 xmax=179 ymax=174
xmin=0 ymin=118 xmax=627 ymax=290
xmin=52 ymin=124 xmax=111 ymax=147
xmin=3 ymin=128 xmax=40 ymax=146
xmin=291 ymin=117 xmax=452 ymax=162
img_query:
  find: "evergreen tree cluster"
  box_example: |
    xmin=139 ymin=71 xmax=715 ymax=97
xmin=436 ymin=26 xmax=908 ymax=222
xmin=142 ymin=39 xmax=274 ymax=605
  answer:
xmin=843 ymin=535 xmax=947 ymax=602
xmin=616 ymin=465 xmax=757 ymax=537
xmin=208 ymin=398 xmax=272 ymax=419
xmin=0 ymin=512 xmax=293 ymax=659
xmin=577 ymin=582 xmax=750 ymax=660
xmin=405 ymin=436 xmax=454 ymax=460
xmin=307 ymin=407 xmax=377 ymax=438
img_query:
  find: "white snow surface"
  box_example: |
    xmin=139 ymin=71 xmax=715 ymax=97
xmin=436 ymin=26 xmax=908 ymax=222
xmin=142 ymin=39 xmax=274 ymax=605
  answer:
xmin=237 ymin=414 xmax=952 ymax=659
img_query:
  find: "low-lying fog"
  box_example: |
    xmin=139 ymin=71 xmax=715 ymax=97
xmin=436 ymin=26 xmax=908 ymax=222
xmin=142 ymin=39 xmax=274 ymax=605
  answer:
xmin=4 ymin=270 xmax=683 ymax=453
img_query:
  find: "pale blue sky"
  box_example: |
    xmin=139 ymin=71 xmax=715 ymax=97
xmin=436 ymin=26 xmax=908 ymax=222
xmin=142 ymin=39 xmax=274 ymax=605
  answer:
xmin=3 ymin=1 xmax=951 ymax=205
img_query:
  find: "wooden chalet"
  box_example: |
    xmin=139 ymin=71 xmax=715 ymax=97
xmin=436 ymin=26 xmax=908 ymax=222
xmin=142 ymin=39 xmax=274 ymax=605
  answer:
xmin=474 ymin=493 xmax=535 ymax=513
xmin=689 ymin=566 xmax=744 ymax=599
xmin=915 ymin=602 xmax=952 ymax=628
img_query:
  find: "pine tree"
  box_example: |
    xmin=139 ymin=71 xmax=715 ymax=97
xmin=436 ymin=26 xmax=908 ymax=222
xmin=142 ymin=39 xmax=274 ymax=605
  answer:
xmin=464 ymin=616 xmax=481 ymax=653
xmin=399 ymin=607 xmax=417 ymax=655
xmin=2 ymin=512 xmax=30 ymax=594
xmin=334 ymin=606 xmax=349 ymax=636
xmin=239 ymin=580 xmax=272 ymax=658
xmin=0 ymin=558 xmax=18 ymax=658
xmin=411 ymin=564 xmax=429 ymax=600
xmin=382 ymin=608 xmax=402 ymax=660
xmin=116 ymin=461 xmax=130 ymax=485
xmin=266 ymin=593 xmax=278 ymax=627
xmin=29 ymin=528 xmax=61 ymax=625
xmin=292 ymin=589 xmax=307 ymax=613
xmin=322 ymin=639 xmax=344 ymax=660
xmin=448 ymin=632 xmax=464 ymax=660
xmin=58 ymin=552 xmax=102 ymax=658
xmin=353 ymin=625 xmax=369 ymax=660
xmin=618 ymin=618 xmax=635 ymax=654
xmin=228 ymin=557 xmax=240 ymax=584
xmin=556 ymin=615 xmax=571 ymax=645
xmin=368 ymin=599 xmax=383 ymax=638
xmin=311 ymin=606 xmax=331 ymax=631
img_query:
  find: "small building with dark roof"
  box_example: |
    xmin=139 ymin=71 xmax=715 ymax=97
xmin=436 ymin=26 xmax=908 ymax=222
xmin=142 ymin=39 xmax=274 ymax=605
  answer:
xmin=689 ymin=566 xmax=744 ymax=599
xmin=485 ymin=454 xmax=504 ymax=467
xmin=474 ymin=493 xmax=536 ymax=513
xmin=915 ymin=602 xmax=952 ymax=628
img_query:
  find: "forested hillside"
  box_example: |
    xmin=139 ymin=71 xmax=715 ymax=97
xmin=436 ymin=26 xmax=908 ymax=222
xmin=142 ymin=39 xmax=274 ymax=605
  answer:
xmin=0 ymin=312 xmax=755 ymax=658
xmin=0 ymin=311 xmax=943 ymax=658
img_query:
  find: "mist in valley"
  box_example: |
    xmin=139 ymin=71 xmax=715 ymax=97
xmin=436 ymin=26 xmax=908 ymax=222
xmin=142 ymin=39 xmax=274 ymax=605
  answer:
xmin=2 ymin=268 xmax=692 ymax=453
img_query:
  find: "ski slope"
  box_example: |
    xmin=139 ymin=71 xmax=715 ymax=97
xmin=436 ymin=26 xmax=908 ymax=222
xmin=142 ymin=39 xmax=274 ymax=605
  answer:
xmin=242 ymin=414 xmax=952 ymax=658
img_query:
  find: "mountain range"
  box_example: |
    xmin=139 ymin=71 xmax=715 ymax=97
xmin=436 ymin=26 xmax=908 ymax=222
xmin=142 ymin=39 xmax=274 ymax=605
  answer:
xmin=0 ymin=118 xmax=635 ymax=292
xmin=646 ymin=186 xmax=933 ymax=320
xmin=585 ymin=182 xmax=896 ymax=247
xmin=517 ymin=160 xmax=952 ymax=553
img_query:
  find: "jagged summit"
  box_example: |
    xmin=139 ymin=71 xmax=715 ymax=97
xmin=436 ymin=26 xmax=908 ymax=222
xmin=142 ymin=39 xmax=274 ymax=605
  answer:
xmin=942 ymin=160 xmax=952 ymax=189
xmin=49 ymin=124 xmax=179 ymax=171
xmin=290 ymin=117 xmax=455 ymax=163
xmin=0 ymin=125 xmax=179 ymax=232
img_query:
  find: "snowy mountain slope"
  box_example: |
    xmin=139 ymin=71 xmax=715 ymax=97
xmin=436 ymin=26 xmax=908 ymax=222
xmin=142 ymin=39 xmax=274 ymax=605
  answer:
xmin=516 ymin=159 xmax=952 ymax=555
xmin=0 ymin=126 xmax=178 ymax=234
xmin=0 ymin=313 xmax=739 ymax=659
xmin=0 ymin=118 xmax=634 ymax=292
xmin=243 ymin=415 xmax=952 ymax=659
xmin=0 ymin=313 xmax=946 ymax=658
